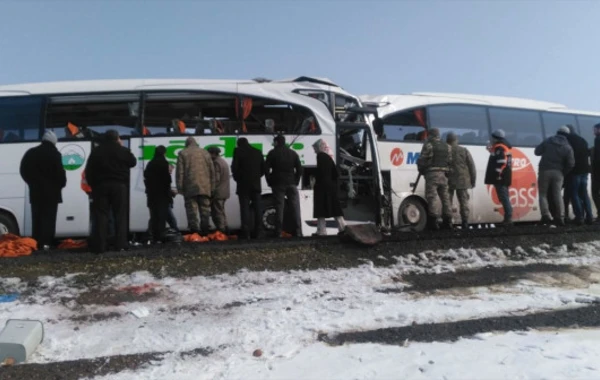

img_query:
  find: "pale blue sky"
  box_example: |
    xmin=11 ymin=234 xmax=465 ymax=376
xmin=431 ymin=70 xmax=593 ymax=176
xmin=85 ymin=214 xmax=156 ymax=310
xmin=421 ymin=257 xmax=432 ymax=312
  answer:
xmin=1 ymin=0 xmax=599 ymax=109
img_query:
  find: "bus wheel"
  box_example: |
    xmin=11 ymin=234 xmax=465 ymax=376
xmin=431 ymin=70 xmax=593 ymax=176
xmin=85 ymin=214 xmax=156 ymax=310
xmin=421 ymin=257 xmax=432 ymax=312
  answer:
xmin=0 ymin=212 xmax=18 ymax=236
xmin=260 ymin=197 xmax=277 ymax=233
xmin=398 ymin=198 xmax=427 ymax=232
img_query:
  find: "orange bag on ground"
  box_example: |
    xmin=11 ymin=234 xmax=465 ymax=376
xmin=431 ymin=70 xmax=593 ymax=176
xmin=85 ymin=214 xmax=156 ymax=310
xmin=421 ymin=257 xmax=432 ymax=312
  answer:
xmin=57 ymin=239 xmax=88 ymax=250
xmin=0 ymin=234 xmax=37 ymax=258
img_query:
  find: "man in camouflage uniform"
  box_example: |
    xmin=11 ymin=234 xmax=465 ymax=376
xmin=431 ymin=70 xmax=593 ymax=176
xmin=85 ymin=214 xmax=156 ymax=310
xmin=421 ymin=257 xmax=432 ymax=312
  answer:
xmin=417 ymin=128 xmax=453 ymax=230
xmin=446 ymin=132 xmax=476 ymax=230
xmin=176 ymin=137 xmax=215 ymax=235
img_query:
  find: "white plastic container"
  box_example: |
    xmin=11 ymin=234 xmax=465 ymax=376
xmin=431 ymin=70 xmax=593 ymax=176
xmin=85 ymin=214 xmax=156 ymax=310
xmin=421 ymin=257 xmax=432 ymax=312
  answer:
xmin=0 ymin=319 xmax=44 ymax=363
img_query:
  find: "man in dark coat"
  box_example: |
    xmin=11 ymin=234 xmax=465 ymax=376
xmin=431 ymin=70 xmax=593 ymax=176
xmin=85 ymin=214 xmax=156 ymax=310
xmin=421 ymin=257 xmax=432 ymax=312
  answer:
xmin=563 ymin=125 xmax=593 ymax=225
xmin=85 ymin=130 xmax=137 ymax=253
xmin=312 ymin=139 xmax=346 ymax=236
xmin=591 ymin=123 xmax=600 ymax=221
xmin=265 ymin=134 xmax=304 ymax=237
xmin=208 ymin=147 xmax=231 ymax=233
xmin=231 ymin=138 xmax=266 ymax=239
xmin=534 ymin=126 xmax=574 ymax=226
xmin=144 ymin=145 xmax=172 ymax=243
xmin=19 ymin=130 xmax=67 ymax=250
xmin=484 ymin=129 xmax=513 ymax=226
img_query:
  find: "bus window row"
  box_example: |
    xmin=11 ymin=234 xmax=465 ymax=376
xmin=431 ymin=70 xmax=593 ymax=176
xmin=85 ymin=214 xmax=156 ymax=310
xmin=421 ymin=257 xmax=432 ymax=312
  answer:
xmin=0 ymin=92 xmax=322 ymax=144
xmin=380 ymin=104 xmax=600 ymax=147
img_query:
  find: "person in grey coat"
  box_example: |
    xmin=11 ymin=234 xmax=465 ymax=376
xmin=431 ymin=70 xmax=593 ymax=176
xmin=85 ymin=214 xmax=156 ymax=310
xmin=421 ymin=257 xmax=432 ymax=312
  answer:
xmin=208 ymin=147 xmax=230 ymax=233
xmin=534 ymin=125 xmax=575 ymax=226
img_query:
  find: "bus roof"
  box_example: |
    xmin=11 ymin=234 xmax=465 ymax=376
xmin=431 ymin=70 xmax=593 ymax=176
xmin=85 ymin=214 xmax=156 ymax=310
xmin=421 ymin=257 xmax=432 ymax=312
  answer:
xmin=360 ymin=92 xmax=575 ymax=113
xmin=0 ymin=76 xmax=350 ymax=96
xmin=0 ymin=77 xmax=357 ymax=136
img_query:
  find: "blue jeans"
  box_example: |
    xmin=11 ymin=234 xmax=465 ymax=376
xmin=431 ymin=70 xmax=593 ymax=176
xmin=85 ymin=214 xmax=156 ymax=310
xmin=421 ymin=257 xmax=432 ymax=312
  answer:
xmin=494 ymin=185 xmax=512 ymax=220
xmin=570 ymin=174 xmax=593 ymax=221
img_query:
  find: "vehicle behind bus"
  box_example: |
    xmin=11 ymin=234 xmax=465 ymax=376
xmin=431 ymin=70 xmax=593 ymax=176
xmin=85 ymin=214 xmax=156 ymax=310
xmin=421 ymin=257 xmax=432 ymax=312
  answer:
xmin=362 ymin=93 xmax=600 ymax=231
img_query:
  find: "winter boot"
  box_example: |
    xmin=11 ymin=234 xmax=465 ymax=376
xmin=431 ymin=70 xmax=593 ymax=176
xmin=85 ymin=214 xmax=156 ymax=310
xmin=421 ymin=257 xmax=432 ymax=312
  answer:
xmin=442 ymin=217 xmax=454 ymax=230
xmin=428 ymin=217 xmax=440 ymax=231
xmin=540 ymin=216 xmax=552 ymax=226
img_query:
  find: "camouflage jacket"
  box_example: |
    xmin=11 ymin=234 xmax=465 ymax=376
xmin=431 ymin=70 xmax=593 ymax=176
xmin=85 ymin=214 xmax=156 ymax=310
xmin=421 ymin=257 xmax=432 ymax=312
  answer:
xmin=448 ymin=142 xmax=476 ymax=189
xmin=417 ymin=136 xmax=452 ymax=174
xmin=176 ymin=143 xmax=215 ymax=198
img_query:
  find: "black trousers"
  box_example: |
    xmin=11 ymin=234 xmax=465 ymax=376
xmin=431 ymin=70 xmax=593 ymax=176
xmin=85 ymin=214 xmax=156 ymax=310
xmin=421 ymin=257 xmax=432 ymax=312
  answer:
xmin=92 ymin=182 xmax=128 ymax=253
xmin=272 ymin=185 xmax=302 ymax=237
xmin=592 ymin=176 xmax=600 ymax=219
xmin=149 ymin=199 xmax=169 ymax=241
xmin=238 ymin=192 xmax=262 ymax=239
xmin=31 ymin=201 xmax=58 ymax=248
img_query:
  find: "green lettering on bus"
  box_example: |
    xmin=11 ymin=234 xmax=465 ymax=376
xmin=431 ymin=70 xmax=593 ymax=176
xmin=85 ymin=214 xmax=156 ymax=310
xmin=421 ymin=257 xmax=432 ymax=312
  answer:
xmin=139 ymin=136 xmax=305 ymax=163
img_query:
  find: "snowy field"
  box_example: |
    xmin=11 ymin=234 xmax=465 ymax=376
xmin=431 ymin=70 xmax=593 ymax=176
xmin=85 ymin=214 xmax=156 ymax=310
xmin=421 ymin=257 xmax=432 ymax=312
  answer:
xmin=2 ymin=241 xmax=600 ymax=379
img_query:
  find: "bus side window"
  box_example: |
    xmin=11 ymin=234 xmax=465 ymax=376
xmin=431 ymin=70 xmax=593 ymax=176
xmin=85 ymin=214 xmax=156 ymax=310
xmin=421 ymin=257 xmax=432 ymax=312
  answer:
xmin=0 ymin=96 xmax=43 ymax=143
xmin=489 ymin=108 xmax=543 ymax=147
xmin=380 ymin=108 xmax=426 ymax=142
xmin=143 ymin=93 xmax=238 ymax=136
xmin=428 ymin=105 xmax=489 ymax=145
xmin=46 ymin=94 xmax=140 ymax=140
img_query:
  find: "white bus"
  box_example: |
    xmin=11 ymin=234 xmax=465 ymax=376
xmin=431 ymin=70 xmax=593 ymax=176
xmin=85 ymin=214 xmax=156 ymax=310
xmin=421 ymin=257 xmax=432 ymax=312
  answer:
xmin=0 ymin=77 xmax=387 ymax=238
xmin=361 ymin=93 xmax=600 ymax=231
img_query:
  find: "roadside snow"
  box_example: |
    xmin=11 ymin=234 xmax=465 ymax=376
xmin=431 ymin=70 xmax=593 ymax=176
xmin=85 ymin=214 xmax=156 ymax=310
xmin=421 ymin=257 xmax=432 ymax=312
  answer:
xmin=1 ymin=241 xmax=600 ymax=379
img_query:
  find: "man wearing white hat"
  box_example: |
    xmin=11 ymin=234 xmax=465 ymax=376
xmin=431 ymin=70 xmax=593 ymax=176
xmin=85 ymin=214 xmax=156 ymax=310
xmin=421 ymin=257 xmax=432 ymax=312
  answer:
xmin=19 ymin=130 xmax=67 ymax=250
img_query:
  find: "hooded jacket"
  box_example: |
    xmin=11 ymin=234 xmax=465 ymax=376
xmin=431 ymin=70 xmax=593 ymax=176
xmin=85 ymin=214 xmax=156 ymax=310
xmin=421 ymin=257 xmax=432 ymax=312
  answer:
xmin=144 ymin=149 xmax=172 ymax=206
xmin=534 ymin=134 xmax=575 ymax=174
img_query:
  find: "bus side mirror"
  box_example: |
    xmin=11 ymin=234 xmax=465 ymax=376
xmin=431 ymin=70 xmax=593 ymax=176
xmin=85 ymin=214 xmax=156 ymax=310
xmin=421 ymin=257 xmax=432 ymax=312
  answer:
xmin=373 ymin=118 xmax=384 ymax=138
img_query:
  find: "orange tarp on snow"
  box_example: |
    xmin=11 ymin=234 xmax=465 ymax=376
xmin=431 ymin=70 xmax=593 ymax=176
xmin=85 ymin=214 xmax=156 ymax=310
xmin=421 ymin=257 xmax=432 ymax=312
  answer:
xmin=0 ymin=234 xmax=37 ymax=258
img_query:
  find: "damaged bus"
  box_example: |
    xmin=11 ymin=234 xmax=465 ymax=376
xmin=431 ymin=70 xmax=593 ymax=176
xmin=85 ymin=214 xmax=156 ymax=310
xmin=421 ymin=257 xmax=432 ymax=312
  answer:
xmin=0 ymin=77 xmax=388 ymax=239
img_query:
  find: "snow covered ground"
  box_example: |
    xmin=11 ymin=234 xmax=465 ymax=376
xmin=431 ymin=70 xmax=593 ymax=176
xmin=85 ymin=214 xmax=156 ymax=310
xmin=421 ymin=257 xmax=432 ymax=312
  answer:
xmin=2 ymin=241 xmax=600 ymax=379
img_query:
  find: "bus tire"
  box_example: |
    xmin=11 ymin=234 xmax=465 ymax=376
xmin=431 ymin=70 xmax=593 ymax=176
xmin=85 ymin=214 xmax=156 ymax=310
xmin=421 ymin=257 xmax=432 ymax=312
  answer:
xmin=260 ymin=196 xmax=277 ymax=233
xmin=398 ymin=197 xmax=427 ymax=232
xmin=0 ymin=211 xmax=19 ymax=236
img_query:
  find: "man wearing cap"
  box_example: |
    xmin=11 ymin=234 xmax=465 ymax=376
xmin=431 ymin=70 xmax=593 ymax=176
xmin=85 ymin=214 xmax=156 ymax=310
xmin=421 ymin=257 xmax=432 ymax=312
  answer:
xmin=485 ymin=129 xmax=513 ymax=226
xmin=208 ymin=146 xmax=230 ymax=233
xmin=417 ymin=128 xmax=453 ymax=230
xmin=265 ymin=134 xmax=303 ymax=237
xmin=446 ymin=132 xmax=476 ymax=230
xmin=85 ymin=130 xmax=137 ymax=253
xmin=231 ymin=137 xmax=266 ymax=239
xmin=534 ymin=126 xmax=575 ymax=226
xmin=19 ymin=130 xmax=67 ymax=250
xmin=176 ymin=137 xmax=215 ymax=235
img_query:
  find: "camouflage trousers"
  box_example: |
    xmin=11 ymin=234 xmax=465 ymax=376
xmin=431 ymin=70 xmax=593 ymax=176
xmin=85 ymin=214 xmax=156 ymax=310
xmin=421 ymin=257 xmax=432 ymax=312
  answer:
xmin=449 ymin=188 xmax=470 ymax=222
xmin=184 ymin=195 xmax=211 ymax=233
xmin=425 ymin=171 xmax=452 ymax=219
xmin=211 ymin=199 xmax=228 ymax=232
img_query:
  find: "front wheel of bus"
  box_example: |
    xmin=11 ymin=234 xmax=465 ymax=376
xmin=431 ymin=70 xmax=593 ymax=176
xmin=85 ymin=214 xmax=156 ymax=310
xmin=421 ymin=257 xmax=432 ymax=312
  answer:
xmin=0 ymin=212 xmax=18 ymax=236
xmin=398 ymin=198 xmax=427 ymax=232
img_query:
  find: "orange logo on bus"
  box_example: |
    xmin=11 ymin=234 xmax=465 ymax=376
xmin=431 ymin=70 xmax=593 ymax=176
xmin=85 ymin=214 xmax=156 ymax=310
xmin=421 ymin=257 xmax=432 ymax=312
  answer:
xmin=487 ymin=148 xmax=537 ymax=220
xmin=390 ymin=147 xmax=404 ymax=166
